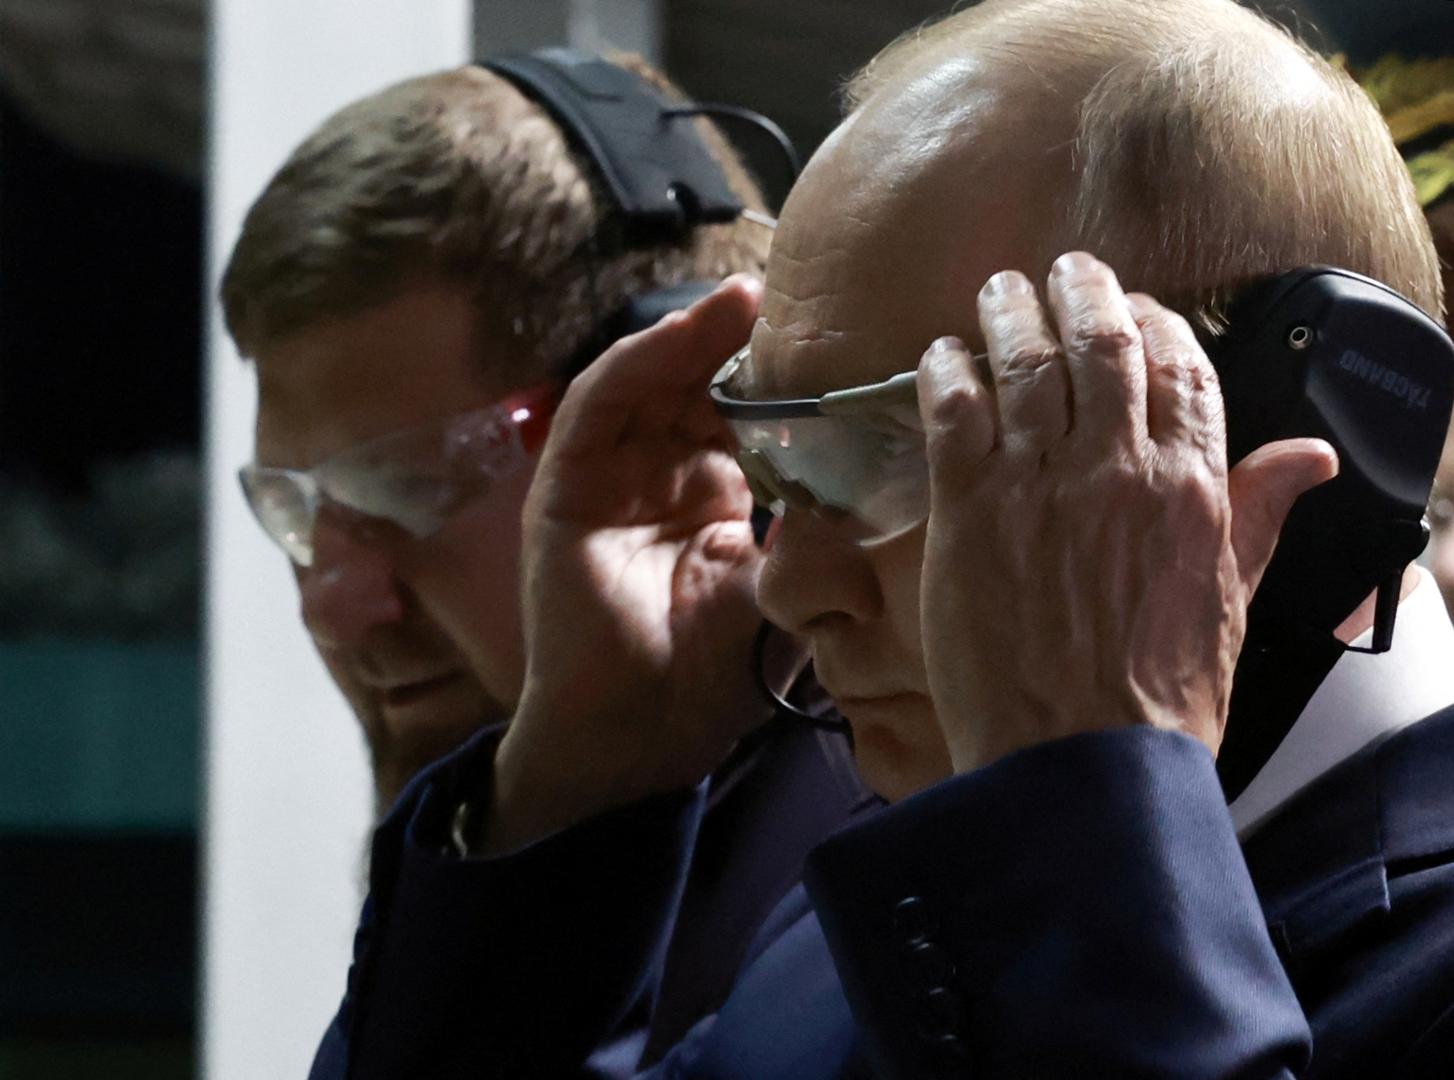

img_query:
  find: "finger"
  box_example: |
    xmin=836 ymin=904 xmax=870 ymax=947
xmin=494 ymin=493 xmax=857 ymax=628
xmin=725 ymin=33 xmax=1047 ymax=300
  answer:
xmin=977 ymin=270 xmax=1071 ymax=460
xmin=549 ymin=274 xmax=762 ymax=459
xmin=1228 ymin=437 xmax=1340 ymax=593
xmin=1046 ymin=252 xmax=1148 ymax=452
xmin=1127 ymin=293 xmax=1225 ymax=466
xmin=917 ymin=335 xmax=998 ymax=492
xmin=761 ymin=514 xmax=785 ymax=553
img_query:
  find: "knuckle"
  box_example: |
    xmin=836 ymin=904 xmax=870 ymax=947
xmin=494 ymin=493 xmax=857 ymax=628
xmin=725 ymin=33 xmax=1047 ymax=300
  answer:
xmin=1067 ymin=316 xmax=1139 ymax=362
xmin=1168 ymin=458 xmax=1229 ymax=521
xmin=1168 ymin=358 xmax=1224 ymax=421
xmin=1190 ymin=354 xmax=1222 ymax=397
xmin=998 ymin=342 xmax=1066 ymax=384
xmin=1147 ymin=349 xmax=1201 ymax=385
xmin=926 ymin=379 xmax=988 ymax=432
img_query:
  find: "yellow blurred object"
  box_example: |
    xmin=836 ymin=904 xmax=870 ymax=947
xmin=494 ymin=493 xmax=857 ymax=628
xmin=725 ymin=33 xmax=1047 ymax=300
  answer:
xmin=1408 ymin=139 xmax=1454 ymax=207
xmin=1388 ymin=93 xmax=1454 ymax=147
xmin=1354 ymin=54 xmax=1454 ymax=206
xmin=1359 ymin=54 xmax=1454 ymax=121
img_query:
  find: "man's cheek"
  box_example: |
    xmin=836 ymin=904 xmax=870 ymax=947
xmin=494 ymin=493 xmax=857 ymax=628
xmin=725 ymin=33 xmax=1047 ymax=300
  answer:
xmin=877 ymin=527 xmax=930 ymax=666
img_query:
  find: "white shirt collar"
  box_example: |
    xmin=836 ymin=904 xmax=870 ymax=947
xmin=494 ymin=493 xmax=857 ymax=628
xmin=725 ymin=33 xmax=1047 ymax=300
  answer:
xmin=1229 ymin=568 xmax=1454 ymax=838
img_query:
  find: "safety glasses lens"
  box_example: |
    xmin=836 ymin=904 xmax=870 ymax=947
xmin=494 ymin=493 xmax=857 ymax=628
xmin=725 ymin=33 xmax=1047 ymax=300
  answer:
xmin=726 ymin=414 xmax=929 ymax=541
xmin=239 ymin=468 xmax=316 ymax=567
xmin=237 ymin=391 xmax=556 ymax=567
xmin=317 ymin=407 xmax=534 ymax=538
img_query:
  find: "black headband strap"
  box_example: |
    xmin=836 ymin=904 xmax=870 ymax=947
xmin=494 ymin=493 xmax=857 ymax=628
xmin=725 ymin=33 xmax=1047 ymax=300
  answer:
xmin=484 ymin=47 xmax=743 ymax=246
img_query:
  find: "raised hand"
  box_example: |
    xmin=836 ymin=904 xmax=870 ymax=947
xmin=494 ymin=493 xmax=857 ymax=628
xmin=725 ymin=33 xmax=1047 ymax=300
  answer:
xmin=915 ymin=252 xmax=1338 ymax=773
xmin=486 ymin=276 xmax=771 ymax=850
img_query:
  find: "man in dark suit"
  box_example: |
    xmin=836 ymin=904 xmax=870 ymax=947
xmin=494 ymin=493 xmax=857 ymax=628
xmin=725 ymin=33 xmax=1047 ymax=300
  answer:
xmin=309 ymin=1 xmax=1454 ymax=1076
xmin=218 ymin=57 xmax=868 ymax=1070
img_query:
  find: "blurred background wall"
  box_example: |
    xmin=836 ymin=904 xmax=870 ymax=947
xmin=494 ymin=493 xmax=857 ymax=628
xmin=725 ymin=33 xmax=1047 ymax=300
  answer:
xmin=1 ymin=2 xmax=204 ymax=1077
xmin=205 ymin=5 xmax=471 ymax=1079
xmin=0 ymin=0 xmax=1450 ymax=1077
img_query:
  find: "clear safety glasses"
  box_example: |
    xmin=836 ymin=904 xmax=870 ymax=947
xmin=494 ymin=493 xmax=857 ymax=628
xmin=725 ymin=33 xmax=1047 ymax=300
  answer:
xmin=709 ymin=346 xmax=932 ymax=545
xmin=238 ymin=382 xmax=560 ymax=567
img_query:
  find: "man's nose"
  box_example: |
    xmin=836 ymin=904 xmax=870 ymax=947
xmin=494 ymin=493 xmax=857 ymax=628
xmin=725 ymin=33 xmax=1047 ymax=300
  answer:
xmin=297 ymin=512 xmax=408 ymax=648
xmin=757 ymin=509 xmax=880 ymax=635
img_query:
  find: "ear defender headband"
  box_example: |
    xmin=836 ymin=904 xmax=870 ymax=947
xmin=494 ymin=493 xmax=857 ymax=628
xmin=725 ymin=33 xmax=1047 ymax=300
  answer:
xmin=1211 ymin=267 xmax=1454 ymax=799
xmin=483 ymin=49 xmax=830 ymax=727
xmin=482 ymin=48 xmax=796 ymax=363
xmin=485 ymin=47 xmax=745 ymax=244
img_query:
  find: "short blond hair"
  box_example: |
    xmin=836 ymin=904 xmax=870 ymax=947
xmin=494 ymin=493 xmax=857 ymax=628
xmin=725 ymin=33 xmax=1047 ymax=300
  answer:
xmin=221 ymin=58 xmax=770 ymax=373
xmin=846 ymin=0 xmax=1443 ymax=331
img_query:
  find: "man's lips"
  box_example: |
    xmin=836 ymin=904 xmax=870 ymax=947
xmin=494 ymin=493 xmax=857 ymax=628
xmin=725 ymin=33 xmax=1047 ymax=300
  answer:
xmin=829 ymin=691 xmax=927 ymax=715
xmin=375 ymin=672 xmax=465 ymax=708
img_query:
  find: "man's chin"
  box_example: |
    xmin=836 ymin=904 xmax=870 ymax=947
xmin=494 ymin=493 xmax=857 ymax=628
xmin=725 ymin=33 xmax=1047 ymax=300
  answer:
xmin=365 ymin=680 xmax=510 ymax=811
xmin=844 ymin=717 xmax=954 ymax=803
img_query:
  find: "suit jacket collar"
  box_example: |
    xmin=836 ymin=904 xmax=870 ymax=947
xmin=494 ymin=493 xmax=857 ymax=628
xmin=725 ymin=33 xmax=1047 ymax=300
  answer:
xmin=1242 ymin=704 xmax=1454 ymax=965
xmin=1231 ymin=569 xmax=1454 ymax=837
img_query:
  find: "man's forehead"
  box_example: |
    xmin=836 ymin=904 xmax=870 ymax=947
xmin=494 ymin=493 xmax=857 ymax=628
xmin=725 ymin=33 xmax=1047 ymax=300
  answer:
xmin=748 ymin=66 xmax=1068 ymax=399
xmin=252 ymin=286 xmax=527 ymax=467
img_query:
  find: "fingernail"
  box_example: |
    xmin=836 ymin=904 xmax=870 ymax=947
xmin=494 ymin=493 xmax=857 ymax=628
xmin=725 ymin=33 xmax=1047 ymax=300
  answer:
xmin=983 ymin=270 xmax=1034 ymax=297
xmin=1052 ymin=251 xmax=1100 ymax=277
xmin=928 ymin=335 xmax=967 ymax=355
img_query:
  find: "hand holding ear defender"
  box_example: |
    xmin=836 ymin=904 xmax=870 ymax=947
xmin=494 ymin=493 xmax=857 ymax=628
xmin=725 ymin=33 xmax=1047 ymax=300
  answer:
xmin=719 ymin=261 xmax=1454 ymax=776
xmin=483 ymin=47 xmax=792 ymax=374
xmin=1211 ymin=268 xmax=1454 ymax=798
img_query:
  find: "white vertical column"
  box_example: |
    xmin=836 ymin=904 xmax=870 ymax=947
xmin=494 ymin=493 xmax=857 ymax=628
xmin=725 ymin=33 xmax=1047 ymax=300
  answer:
xmin=475 ymin=0 xmax=661 ymax=63
xmin=474 ymin=0 xmax=571 ymax=54
xmin=570 ymin=0 xmax=662 ymax=62
xmin=204 ymin=4 xmax=470 ymax=1079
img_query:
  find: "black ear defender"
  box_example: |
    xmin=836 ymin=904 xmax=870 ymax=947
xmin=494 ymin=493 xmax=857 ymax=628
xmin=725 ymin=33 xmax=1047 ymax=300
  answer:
xmin=482 ymin=49 xmax=835 ymax=729
xmin=485 ymin=47 xmax=746 ymax=245
xmin=1210 ymin=267 xmax=1454 ymax=800
xmin=481 ymin=47 xmax=796 ymax=371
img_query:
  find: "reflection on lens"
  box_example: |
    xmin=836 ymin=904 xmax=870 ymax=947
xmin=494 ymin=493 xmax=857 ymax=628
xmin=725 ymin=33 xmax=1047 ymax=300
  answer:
xmin=241 ymin=469 xmax=317 ymax=566
xmin=727 ymin=414 xmax=930 ymax=544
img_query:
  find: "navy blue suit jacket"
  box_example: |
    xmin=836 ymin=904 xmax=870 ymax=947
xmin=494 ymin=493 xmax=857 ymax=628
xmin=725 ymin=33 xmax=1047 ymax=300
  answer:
xmin=310 ymin=712 xmax=868 ymax=1078
xmin=312 ymin=707 xmax=1454 ymax=1078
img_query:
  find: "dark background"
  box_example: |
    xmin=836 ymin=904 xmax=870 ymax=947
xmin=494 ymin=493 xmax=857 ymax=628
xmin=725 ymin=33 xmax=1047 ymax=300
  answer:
xmin=0 ymin=0 xmax=1449 ymax=1076
xmin=662 ymin=0 xmax=1454 ymax=208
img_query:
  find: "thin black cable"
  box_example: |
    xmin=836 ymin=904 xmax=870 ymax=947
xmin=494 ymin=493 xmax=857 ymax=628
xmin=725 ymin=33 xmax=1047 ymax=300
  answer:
xmin=664 ymin=104 xmax=802 ymax=197
xmin=752 ymin=620 xmax=852 ymax=735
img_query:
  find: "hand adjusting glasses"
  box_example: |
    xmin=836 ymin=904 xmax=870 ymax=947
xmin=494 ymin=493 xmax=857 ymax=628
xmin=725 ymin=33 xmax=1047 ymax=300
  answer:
xmin=239 ymin=383 xmax=559 ymax=567
xmin=709 ymin=346 xmax=936 ymax=545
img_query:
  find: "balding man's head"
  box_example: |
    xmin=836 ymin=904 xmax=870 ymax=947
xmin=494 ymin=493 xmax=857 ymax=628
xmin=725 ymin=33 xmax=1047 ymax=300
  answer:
xmin=750 ymin=0 xmax=1442 ymax=801
xmin=842 ymin=0 xmax=1441 ymax=328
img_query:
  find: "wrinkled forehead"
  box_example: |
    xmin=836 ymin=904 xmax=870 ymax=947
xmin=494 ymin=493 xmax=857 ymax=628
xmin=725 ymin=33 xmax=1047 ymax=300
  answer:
xmin=743 ymin=60 xmax=1071 ymax=400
